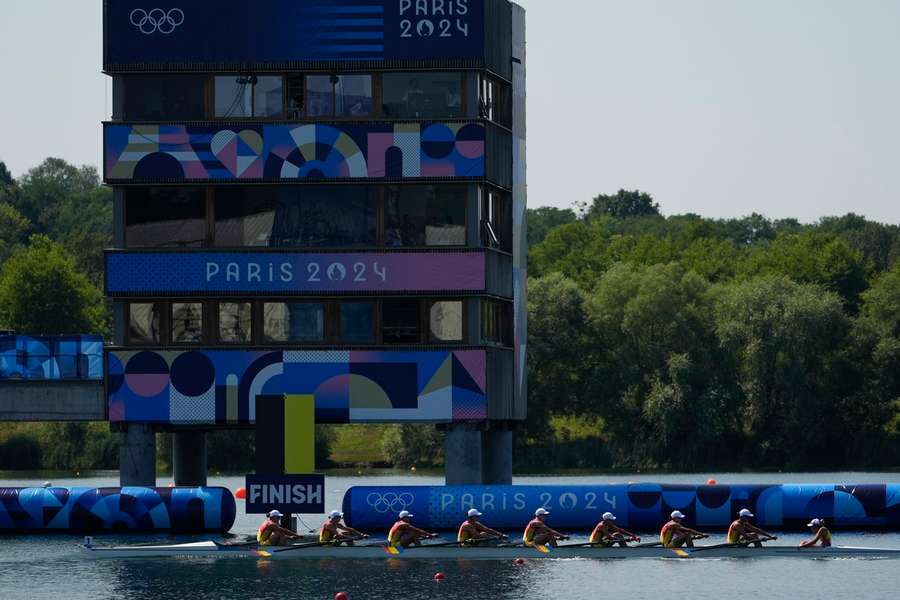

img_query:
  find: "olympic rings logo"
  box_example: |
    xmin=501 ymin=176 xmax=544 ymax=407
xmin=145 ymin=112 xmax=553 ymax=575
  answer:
xmin=130 ymin=8 xmax=184 ymax=35
xmin=366 ymin=492 xmax=415 ymax=514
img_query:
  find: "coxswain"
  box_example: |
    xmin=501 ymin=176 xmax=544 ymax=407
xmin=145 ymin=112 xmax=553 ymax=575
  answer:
xmin=660 ymin=510 xmax=707 ymax=548
xmin=589 ymin=511 xmax=640 ymax=547
xmin=800 ymin=518 xmax=832 ymax=548
xmin=257 ymin=510 xmax=302 ymax=547
xmin=388 ymin=510 xmax=438 ymax=548
xmin=458 ymin=508 xmax=507 ymax=545
xmin=320 ymin=510 xmax=368 ymax=546
xmin=523 ymin=508 xmax=569 ymax=547
xmin=726 ymin=508 xmax=776 ymax=547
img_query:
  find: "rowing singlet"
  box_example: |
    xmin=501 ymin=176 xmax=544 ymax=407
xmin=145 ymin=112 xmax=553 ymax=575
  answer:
xmin=257 ymin=520 xmax=273 ymax=545
xmin=589 ymin=521 xmax=612 ymax=545
xmin=660 ymin=520 xmax=678 ymax=547
xmin=458 ymin=521 xmax=473 ymax=544
xmin=726 ymin=519 xmax=743 ymax=544
xmin=319 ymin=522 xmax=336 ymax=543
xmin=523 ymin=518 xmax=542 ymax=546
xmin=388 ymin=521 xmax=405 ymax=546
xmin=819 ymin=527 xmax=832 ymax=547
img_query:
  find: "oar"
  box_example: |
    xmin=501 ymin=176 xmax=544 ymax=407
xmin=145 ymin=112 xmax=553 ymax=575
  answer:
xmin=404 ymin=536 xmax=505 ymax=549
xmin=269 ymin=537 xmax=366 ymax=554
xmin=559 ymin=538 xmax=641 ymax=548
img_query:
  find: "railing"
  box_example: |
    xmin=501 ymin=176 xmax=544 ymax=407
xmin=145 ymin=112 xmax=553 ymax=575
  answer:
xmin=0 ymin=335 xmax=104 ymax=381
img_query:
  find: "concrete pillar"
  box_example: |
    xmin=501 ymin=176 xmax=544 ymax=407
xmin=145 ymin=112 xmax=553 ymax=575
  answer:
xmin=119 ymin=424 xmax=156 ymax=487
xmin=173 ymin=431 xmax=208 ymax=486
xmin=444 ymin=424 xmax=484 ymax=485
xmin=482 ymin=426 xmax=513 ymax=485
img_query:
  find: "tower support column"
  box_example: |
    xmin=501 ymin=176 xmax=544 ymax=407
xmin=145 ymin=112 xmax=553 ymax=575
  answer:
xmin=173 ymin=431 xmax=207 ymax=486
xmin=482 ymin=424 xmax=513 ymax=485
xmin=119 ymin=424 xmax=156 ymax=487
xmin=444 ymin=424 xmax=484 ymax=485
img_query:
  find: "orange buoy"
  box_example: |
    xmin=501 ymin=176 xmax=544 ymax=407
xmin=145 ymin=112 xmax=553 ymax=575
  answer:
xmin=514 ymin=558 xmax=525 ymax=565
xmin=433 ymin=572 xmax=445 ymax=582
xmin=167 ymin=482 xmax=175 ymax=488
xmin=335 ymin=593 xmax=348 ymax=600
xmin=235 ymin=487 xmax=246 ymax=499
xmin=707 ymin=478 xmax=718 ymax=485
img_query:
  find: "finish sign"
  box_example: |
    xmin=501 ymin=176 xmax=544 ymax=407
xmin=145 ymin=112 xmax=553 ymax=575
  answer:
xmin=245 ymin=474 xmax=325 ymax=514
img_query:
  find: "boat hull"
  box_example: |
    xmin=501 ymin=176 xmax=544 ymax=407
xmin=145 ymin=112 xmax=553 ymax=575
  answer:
xmin=79 ymin=542 xmax=900 ymax=561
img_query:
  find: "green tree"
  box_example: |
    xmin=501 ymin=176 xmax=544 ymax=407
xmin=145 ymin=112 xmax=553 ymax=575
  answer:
xmin=0 ymin=161 xmax=13 ymax=187
xmin=581 ymin=189 xmax=660 ymax=220
xmin=0 ymin=235 xmax=106 ymax=335
xmin=526 ymin=206 xmax=577 ymax=248
xmin=13 ymin=158 xmax=100 ymax=233
xmin=381 ymin=424 xmax=444 ymax=468
xmin=713 ymin=276 xmax=854 ymax=467
xmin=0 ymin=203 xmax=30 ymax=263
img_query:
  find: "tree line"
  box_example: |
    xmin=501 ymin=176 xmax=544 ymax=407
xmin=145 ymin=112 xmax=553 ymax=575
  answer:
xmin=522 ymin=190 xmax=900 ymax=470
xmin=1 ymin=159 xmax=898 ymax=472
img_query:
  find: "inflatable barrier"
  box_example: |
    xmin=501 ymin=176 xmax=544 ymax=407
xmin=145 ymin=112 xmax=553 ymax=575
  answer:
xmin=0 ymin=487 xmax=235 ymax=533
xmin=343 ymin=483 xmax=900 ymax=531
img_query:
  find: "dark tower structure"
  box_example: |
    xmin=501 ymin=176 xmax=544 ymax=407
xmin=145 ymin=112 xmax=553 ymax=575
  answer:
xmin=103 ymin=0 xmax=526 ymax=486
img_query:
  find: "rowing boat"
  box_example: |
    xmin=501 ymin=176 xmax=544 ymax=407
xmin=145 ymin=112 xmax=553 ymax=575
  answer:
xmin=79 ymin=541 xmax=900 ymax=560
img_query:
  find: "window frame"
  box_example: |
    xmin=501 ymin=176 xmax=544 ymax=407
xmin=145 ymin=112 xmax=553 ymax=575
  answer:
xmin=212 ymin=74 xmax=286 ymax=120
xmin=216 ymin=301 xmax=255 ymax=345
xmin=380 ymin=71 xmax=467 ymax=119
xmin=169 ymin=301 xmax=206 ymax=346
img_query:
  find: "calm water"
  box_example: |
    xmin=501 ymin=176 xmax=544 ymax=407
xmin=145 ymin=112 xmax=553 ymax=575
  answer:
xmin=1 ymin=472 xmax=898 ymax=600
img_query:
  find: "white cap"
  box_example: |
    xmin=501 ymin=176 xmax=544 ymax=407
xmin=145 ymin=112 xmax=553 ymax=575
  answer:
xmin=267 ymin=510 xmax=284 ymax=518
xmin=807 ymin=518 xmax=822 ymax=527
xmin=399 ymin=510 xmax=414 ymax=519
xmin=329 ymin=510 xmax=343 ymax=519
xmin=602 ymin=512 xmax=616 ymax=521
xmin=535 ymin=507 xmax=550 ymax=517
xmin=738 ymin=509 xmax=754 ymax=518
xmin=467 ymin=508 xmax=483 ymax=518
xmin=670 ymin=510 xmax=686 ymax=519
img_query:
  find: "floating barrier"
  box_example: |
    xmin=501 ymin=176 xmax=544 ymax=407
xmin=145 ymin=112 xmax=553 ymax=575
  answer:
xmin=0 ymin=486 xmax=235 ymax=533
xmin=342 ymin=483 xmax=900 ymax=531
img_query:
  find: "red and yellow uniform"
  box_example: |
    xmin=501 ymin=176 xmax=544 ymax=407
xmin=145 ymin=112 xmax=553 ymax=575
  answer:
xmin=589 ymin=521 xmax=614 ymax=546
xmin=660 ymin=519 xmax=678 ymax=548
xmin=523 ymin=518 xmax=542 ymax=546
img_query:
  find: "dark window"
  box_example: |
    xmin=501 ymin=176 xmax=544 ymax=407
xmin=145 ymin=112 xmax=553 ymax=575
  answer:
xmin=429 ymin=301 xmax=463 ymax=342
xmin=128 ymin=303 xmax=163 ymax=344
xmin=218 ymin=302 xmax=252 ymax=343
xmin=214 ymin=75 xmax=284 ymax=118
xmin=264 ymin=302 xmax=325 ymax=343
xmin=340 ymin=302 xmax=375 ymax=343
xmin=482 ymin=187 xmax=513 ymax=252
xmin=385 ymin=185 xmax=467 ymax=247
xmin=382 ymin=300 xmax=421 ymax=344
xmin=306 ymin=75 xmax=372 ymax=117
xmin=286 ymin=75 xmax=305 ymax=119
xmin=482 ymin=300 xmax=512 ymax=346
xmin=214 ymin=186 xmax=376 ymax=247
xmin=382 ymin=72 xmax=464 ymax=118
xmin=125 ymin=187 xmax=206 ymax=248
xmin=479 ymin=75 xmax=511 ymax=127
xmin=123 ymin=74 xmax=206 ymax=120
xmin=172 ymin=303 xmax=203 ymax=344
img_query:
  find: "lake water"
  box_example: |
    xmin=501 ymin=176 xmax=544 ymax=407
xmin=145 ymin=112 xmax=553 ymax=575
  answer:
xmin=1 ymin=472 xmax=898 ymax=600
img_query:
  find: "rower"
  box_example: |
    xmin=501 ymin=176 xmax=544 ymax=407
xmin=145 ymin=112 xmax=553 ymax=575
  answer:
xmin=458 ymin=508 xmax=507 ymax=546
xmin=589 ymin=512 xmax=640 ymax=547
xmin=523 ymin=508 xmax=569 ymax=547
xmin=388 ymin=510 xmax=438 ymax=548
xmin=727 ymin=508 xmax=776 ymax=547
xmin=800 ymin=518 xmax=832 ymax=548
xmin=257 ymin=510 xmax=302 ymax=547
xmin=320 ymin=510 xmax=368 ymax=546
xmin=660 ymin=510 xmax=707 ymax=548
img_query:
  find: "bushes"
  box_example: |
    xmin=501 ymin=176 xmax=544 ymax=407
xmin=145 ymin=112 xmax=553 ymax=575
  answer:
xmin=381 ymin=425 xmax=444 ymax=469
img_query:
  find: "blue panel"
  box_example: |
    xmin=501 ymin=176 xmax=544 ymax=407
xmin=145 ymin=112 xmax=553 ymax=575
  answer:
xmin=0 ymin=487 xmax=235 ymax=533
xmin=343 ymin=484 xmax=900 ymax=532
xmin=0 ymin=335 xmax=103 ymax=381
xmin=105 ymin=0 xmax=485 ymax=68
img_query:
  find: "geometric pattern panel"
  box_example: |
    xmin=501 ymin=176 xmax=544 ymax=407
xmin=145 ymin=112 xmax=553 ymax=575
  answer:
xmin=107 ymin=349 xmax=487 ymax=425
xmin=0 ymin=486 xmax=235 ymax=533
xmin=342 ymin=483 xmax=900 ymax=532
xmin=104 ymin=122 xmax=485 ymax=183
xmin=0 ymin=335 xmax=103 ymax=381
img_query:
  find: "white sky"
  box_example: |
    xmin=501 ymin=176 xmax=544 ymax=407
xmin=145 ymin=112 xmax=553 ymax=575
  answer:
xmin=0 ymin=0 xmax=898 ymax=222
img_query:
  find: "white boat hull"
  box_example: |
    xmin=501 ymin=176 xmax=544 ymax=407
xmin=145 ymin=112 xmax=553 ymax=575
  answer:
xmin=78 ymin=541 xmax=900 ymax=561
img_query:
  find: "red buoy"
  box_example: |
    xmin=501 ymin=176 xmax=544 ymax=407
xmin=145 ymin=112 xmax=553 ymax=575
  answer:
xmin=235 ymin=487 xmax=246 ymax=499
xmin=335 ymin=593 xmax=348 ymax=600
xmin=434 ymin=572 xmax=445 ymax=582
xmin=167 ymin=482 xmax=175 ymax=488
xmin=514 ymin=558 xmax=525 ymax=565
xmin=707 ymin=478 xmax=717 ymax=485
